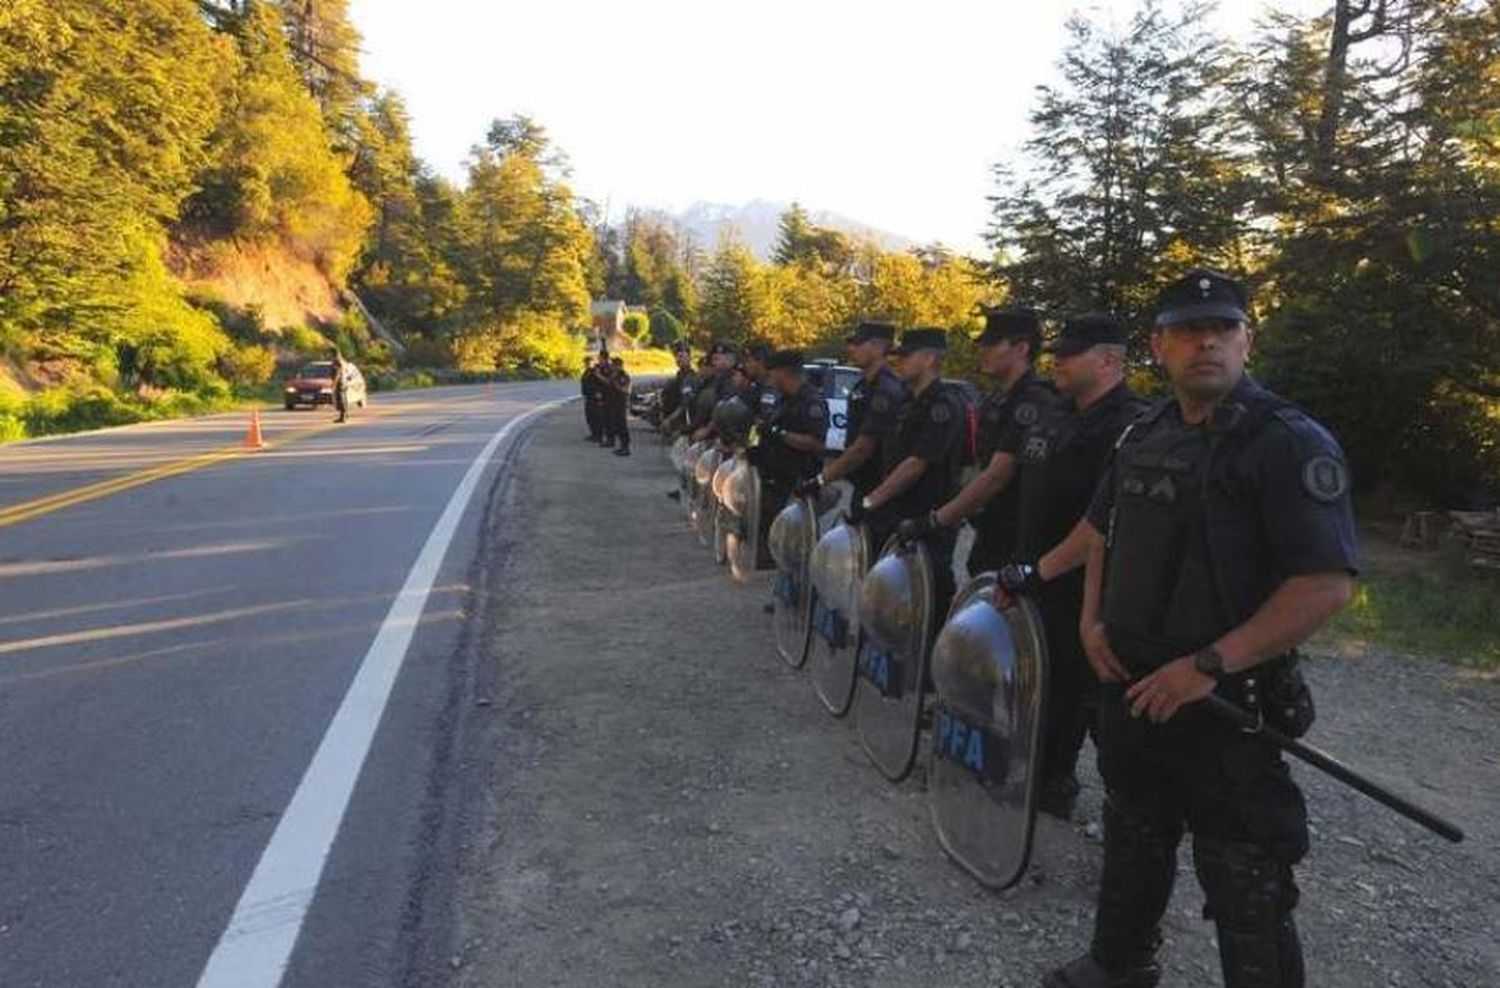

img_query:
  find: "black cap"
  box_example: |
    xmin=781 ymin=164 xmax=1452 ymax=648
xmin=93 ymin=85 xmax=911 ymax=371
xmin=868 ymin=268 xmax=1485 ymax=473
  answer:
xmin=976 ymin=306 xmax=1042 ymax=347
xmin=708 ymin=340 xmax=737 ymax=356
xmin=845 ymin=320 xmax=897 ymax=344
xmin=766 ymin=348 xmax=806 ymax=371
xmin=1047 ymin=312 xmax=1129 ymax=356
xmin=891 ymin=327 xmax=948 ymax=356
xmin=744 ymin=341 xmax=773 ymax=363
xmin=1154 ymin=269 xmax=1250 ymax=327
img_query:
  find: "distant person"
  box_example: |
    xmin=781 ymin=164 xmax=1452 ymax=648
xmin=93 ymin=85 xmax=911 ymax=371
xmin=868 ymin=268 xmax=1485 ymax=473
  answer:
xmin=581 ymin=356 xmax=604 ymax=442
xmin=660 ymin=344 xmax=694 ymax=434
xmin=606 ymin=356 xmax=632 ymax=457
xmin=747 ymin=349 xmax=828 ymax=566
xmin=329 ymin=348 xmax=348 ymax=423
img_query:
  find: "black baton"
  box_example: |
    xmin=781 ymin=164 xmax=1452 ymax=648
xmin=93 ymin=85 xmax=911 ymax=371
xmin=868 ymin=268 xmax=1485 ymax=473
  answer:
xmin=1204 ymin=693 xmax=1465 ymax=844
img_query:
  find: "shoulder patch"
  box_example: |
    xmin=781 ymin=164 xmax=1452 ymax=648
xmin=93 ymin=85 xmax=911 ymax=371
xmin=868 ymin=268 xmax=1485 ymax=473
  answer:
xmin=929 ymin=401 xmax=953 ymax=424
xmin=1302 ymin=456 xmax=1350 ymax=503
xmin=871 ymin=393 xmax=891 ymax=413
xmin=1014 ymin=401 xmax=1040 ymax=427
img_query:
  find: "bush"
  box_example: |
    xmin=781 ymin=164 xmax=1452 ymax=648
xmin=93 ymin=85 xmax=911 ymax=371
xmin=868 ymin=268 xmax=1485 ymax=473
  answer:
xmin=218 ymin=344 xmax=276 ymax=387
xmin=281 ymin=324 xmax=331 ymax=357
xmin=622 ymin=311 xmax=650 ymax=342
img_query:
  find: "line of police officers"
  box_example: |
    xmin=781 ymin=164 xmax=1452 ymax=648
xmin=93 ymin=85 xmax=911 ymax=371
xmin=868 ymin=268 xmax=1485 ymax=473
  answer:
xmin=659 ymin=269 xmax=1358 ymax=988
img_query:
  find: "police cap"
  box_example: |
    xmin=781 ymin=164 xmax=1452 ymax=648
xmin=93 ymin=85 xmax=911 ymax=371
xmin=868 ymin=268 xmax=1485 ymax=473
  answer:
xmin=1045 ymin=312 xmax=1129 ymax=356
xmin=766 ymin=348 xmax=806 ymax=371
xmin=845 ymin=320 xmax=898 ymax=344
xmin=976 ymin=306 xmax=1042 ymax=348
xmin=709 ymin=340 xmax=738 ymax=357
xmin=891 ymin=327 xmax=948 ymax=356
xmin=744 ymin=340 xmax=774 ymax=364
xmin=1154 ymin=269 xmax=1251 ymax=328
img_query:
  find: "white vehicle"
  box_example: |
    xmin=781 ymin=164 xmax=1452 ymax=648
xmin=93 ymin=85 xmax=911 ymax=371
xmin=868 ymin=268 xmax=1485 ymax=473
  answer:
xmin=804 ymin=361 xmax=860 ymax=453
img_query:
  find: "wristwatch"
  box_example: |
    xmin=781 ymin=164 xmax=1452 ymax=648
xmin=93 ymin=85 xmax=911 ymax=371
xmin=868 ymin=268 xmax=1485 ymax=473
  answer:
xmin=1193 ymin=646 xmax=1226 ymax=679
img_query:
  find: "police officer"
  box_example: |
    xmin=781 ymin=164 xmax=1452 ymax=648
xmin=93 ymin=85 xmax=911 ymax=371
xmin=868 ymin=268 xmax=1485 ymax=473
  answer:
xmin=690 ymin=342 xmax=738 ymax=442
xmin=582 ymin=356 xmax=605 ymax=441
xmin=860 ymin=327 xmax=967 ymax=614
xmin=329 ymin=347 xmax=348 ymax=423
xmin=1044 ymin=271 xmax=1357 ymax=988
xmin=898 ymin=307 xmax=1054 ymax=576
xmin=605 ymin=356 xmax=632 ymax=456
xmin=660 ymin=344 xmax=694 ymax=435
xmin=747 ymin=349 xmax=829 ymax=564
xmin=796 ymin=320 xmax=908 ymax=547
xmin=1001 ymin=313 xmax=1147 ymax=819
xmin=739 ymin=342 xmax=778 ymax=428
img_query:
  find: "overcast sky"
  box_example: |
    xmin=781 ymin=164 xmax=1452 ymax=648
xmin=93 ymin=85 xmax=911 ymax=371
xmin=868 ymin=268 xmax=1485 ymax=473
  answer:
xmin=348 ymin=0 xmax=1325 ymax=254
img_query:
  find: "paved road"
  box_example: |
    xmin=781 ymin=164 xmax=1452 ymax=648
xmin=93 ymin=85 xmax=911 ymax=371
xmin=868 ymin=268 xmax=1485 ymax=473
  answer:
xmin=0 ymin=383 xmax=572 ymax=987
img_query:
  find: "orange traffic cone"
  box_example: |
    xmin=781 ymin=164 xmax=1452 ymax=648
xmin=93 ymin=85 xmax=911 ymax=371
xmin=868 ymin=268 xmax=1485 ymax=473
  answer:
xmin=245 ymin=409 xmax=267 ymax=450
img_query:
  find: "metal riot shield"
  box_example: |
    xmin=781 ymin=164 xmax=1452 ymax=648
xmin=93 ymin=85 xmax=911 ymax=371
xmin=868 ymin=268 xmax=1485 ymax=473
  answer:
xmin=723 ymin=458 xmax=763 ymax=583
xmin=927 ymin=574 xmax=1048 ymax=890
xmin=669 ymin=435 xmax=689 ymax=474
xmin=710 ymin=454 xmax=737 ymax=566
xmin=807 ymin=519 xmax=870 ymax=716
xmin=693 ymin=446 xmax=723 ymax=547
xmin=853 ymin=537 xmax=934 ymax=781
xmin=682 ymin=441 xmax=707 ymax=521
xmin=766 ymin=494 xmax=818 ymax=666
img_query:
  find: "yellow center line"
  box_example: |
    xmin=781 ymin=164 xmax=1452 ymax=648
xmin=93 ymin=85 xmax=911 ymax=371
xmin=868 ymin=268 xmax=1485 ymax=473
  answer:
xmin=0 ymin=404 xmax=417 ymax=530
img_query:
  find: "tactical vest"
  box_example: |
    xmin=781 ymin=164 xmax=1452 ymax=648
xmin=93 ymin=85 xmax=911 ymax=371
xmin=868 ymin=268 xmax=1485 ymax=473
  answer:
xmin=1101 ymin=383 xmax=1299 ymax=660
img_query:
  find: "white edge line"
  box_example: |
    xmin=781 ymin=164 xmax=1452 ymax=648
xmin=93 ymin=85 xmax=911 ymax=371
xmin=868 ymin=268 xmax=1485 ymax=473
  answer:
xmin=196 ymin=398 xmax=566 ymax=988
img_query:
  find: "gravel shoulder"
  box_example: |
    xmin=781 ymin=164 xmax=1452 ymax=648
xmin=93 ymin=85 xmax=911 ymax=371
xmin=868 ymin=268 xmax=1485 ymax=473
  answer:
xmin=440 ymin=408 xmax=1500 ymax=988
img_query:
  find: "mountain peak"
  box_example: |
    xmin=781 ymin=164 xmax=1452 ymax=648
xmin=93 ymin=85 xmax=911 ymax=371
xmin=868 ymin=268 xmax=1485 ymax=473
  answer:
xmin=669 ymin=200 xmax=916 ymax=258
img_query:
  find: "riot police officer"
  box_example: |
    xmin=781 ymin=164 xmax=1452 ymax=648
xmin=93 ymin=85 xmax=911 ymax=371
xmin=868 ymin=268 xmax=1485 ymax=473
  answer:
xmin=1003 ymin=313 xmax=1147 ymax=819
xmin=605 ymin=356 xmax=631 ymax=456
xmin=747 ymin=349 xmax=829 ymax=565
xmin=660 ymin=344 xmax=694 ymax=434
xmin=796 ymin=320 xmax=908 ymax=547
xmin=739 ymin=342 xmax=778 ymax=428
xmin=690 ymin=342 xmax=738 ymax=442
xmin=899 ymin=307 xmax=1055 ymax=576
xmin=860 ymin=327 xmax=967 ymax=615
xmin=582 ymin=356 xmax=605 ymax=441
xmin=1044 ymin=271 xmax=1357 ymax=988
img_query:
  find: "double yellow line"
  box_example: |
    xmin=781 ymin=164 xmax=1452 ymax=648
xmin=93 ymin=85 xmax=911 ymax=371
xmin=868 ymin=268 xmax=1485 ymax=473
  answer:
xmin=0 ymin=413 xmax=360 ymax=530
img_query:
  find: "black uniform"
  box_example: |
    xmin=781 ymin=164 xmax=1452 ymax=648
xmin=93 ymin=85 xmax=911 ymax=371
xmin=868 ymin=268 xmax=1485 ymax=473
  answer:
xmin=967 ymin=370 xmax=1055 ymax=575
xmin=882 ymin=378 xmax=967 ymax=614
xmin=605 ymin=365 xmax=631 ymax=451
xmin=1017 ymin=380 xmax=1147 ymax=791
xmin=844 ymin=364 xmax=908 ymax=504
xmin=661 ymin=364 xmax=691 ymax=421
xmin=751 ymin=380 xmax=828 ymax=550
xmin=1080 ymin=375 xmax=1357 ymax=986
xmin=582 ymin=365 xmax=605 ymax=441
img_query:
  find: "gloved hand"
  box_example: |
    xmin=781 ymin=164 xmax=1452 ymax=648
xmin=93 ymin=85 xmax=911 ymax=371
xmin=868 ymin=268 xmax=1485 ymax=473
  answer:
xmin=994 ymin=560 xmax=1043 ymax=608
xmin=896 ymin=511 xmax=940 ymax=543
xmin=842 ymin=496 xmax=867 ymax=526
xmin=744 ymin=445 xmax=766 ymax=468
xmin=765 ymin=423 xmax=786 ymax=443
xmin=794 ymin=475 xmax=823 ymax=499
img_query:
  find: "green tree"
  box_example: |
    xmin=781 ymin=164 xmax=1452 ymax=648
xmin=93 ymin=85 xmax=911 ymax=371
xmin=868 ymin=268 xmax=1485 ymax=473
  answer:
xmin=986 ymin=0 xmax=1253 ymax=323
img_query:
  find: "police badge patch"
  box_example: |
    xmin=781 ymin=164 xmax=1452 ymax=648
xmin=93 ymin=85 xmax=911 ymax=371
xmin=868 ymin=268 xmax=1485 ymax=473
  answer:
xmin=930 ymin=402 xmax=953 ymax=424
xmin=1014 ymin=402 xmax=1039 ymax=427
xmin=1302 ymin=456 xmax=1350 ymax=503
xmin=872 ymin=394 xmax=891 ymax=414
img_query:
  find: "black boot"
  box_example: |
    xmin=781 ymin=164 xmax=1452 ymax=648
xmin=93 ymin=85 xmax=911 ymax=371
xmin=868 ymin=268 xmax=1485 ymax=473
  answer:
xmin=1048 ymin=796 xmax=1177 ymax=988
xmin=1193 ymin=838 xmax=1304 ymax=988
xmin=1042 ymin=954 xmax=1161 ymax=988
xmin=1038 ymin=773 xmax=1082 ymax=820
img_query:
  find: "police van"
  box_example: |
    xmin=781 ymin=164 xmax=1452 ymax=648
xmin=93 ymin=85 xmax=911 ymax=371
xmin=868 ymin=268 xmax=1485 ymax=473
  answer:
xmin=804 ymin=360 xmax=860 ymax=453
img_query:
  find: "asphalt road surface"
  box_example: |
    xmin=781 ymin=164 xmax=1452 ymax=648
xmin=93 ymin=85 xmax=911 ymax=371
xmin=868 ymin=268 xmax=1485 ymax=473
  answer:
xmin=0 ymin=382 xmax=572 ymax=988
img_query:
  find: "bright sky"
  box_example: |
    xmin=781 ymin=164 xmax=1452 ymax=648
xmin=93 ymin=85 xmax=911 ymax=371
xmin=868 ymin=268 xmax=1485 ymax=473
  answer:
xmin=349 ymin=0 xmax=1324 ymax=255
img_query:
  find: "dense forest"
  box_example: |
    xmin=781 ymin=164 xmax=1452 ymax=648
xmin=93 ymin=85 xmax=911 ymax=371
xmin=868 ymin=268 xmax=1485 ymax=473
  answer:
xmin=0 ymin=0 xmax=1496 ymax=503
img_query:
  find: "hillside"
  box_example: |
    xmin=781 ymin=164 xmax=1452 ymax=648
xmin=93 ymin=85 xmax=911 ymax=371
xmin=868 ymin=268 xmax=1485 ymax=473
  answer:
xmin=671 ymin=200 xmax=917 ymax=257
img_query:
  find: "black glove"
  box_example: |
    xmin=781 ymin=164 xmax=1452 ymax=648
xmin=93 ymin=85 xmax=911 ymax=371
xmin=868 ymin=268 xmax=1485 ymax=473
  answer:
xmin=996 ymin=560 xmax=1043 ymax=596
xmin=896 ymin=511 xmax=940 ymax=543
xmin=745 ymin=445 xmax=766 ymax=468
xmin=794 ymin=475 xmax=823 ymax=498
xmin=765 ymin=423 xmax=786 ymax=443
xmin=843 ymin=496 xmax=867 ymax=526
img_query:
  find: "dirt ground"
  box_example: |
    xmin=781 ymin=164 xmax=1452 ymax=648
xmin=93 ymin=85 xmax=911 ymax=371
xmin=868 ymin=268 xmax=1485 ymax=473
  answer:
xmin=440 ymin=408 xmax=1500 ymax=988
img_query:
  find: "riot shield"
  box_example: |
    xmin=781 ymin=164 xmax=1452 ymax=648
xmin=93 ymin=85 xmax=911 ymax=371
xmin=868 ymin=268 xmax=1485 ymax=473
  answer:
xmin=723 ymin=459 xmax=763 ymax=583
xmin=710 ymin=454 xmax=737 ymax=566
xmin=669 ymin=435 xmax=689 ymax=474
xmin=806 ymin=519 xmax=870 ymax=716
xmin=853 ymin=537 xmax=934 ymax=781
xmin=693 ymin=446 xmax=723 ymax=547
xmin=682 ymin=441 xmax=707 ymax=521
xmin=927 ymin=575 xmax=1048 ymax=890
xmin=766 ymin=494 xmax=818 ymax=666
